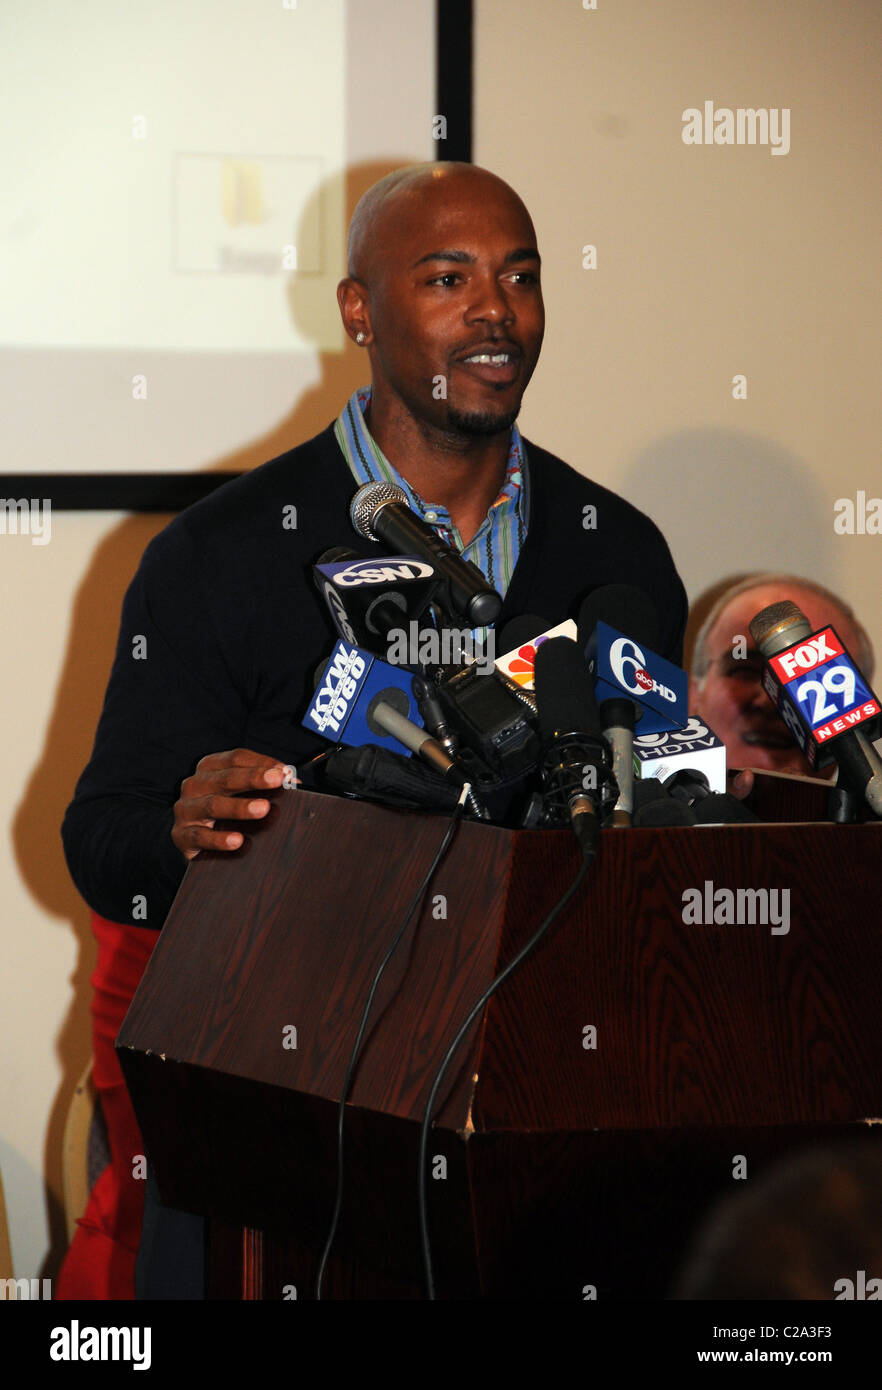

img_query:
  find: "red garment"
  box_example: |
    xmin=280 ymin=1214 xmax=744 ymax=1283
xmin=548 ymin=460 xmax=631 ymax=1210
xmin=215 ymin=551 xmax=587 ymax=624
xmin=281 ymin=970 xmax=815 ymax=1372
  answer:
xmin=55 ymin=915 xmax=159 ymax=1300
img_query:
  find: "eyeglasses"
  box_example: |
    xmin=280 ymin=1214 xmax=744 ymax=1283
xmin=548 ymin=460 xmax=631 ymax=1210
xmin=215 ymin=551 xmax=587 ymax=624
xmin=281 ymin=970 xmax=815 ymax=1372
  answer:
xmin=711 ymin=655 xmax=765 ymax=682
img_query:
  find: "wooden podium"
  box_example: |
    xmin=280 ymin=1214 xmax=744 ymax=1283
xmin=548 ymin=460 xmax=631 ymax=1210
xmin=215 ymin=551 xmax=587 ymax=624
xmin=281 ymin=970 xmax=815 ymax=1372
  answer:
xmin=117 ymin=781 xmax=882 ymax=1299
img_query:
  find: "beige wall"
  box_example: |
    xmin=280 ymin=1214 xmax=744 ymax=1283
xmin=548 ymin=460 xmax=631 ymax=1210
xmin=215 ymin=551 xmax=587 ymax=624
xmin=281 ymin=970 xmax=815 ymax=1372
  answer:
xmin=475 ymin=0 xmax=881 ymax=659
xmin=0 ymin=513 xmax=170 ymax=1281
xmin=0 ymin=0 xmax=435 ymax=1285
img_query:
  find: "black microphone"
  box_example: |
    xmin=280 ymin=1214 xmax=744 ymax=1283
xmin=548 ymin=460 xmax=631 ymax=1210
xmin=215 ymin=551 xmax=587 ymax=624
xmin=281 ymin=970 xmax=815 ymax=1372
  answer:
xmin=533 ymin=636 xmax=613 ymax=853
xmin=749 ymin=600 xmax=882 ymax=817
xmin=370 ymin=700 xmax=485 ymax=816
xmin=497 ymin=614 xmax=553 ymax=651
xmin=632 ymin=768 xmax=760 ymax=825
xmin=317 ymin=745 xmax=463 ymax=815
xmin=370 ymin=701 xmax=489 ymax=821
xmin=412 ymin=673 xmax=458 ymax=757
xmin=664 ymin=768 xmax=712 ymax=807
xmin=577 ymin=586 xmax=662 ymax=828
xmin=350 ymin=481 xmax=502 ymax=627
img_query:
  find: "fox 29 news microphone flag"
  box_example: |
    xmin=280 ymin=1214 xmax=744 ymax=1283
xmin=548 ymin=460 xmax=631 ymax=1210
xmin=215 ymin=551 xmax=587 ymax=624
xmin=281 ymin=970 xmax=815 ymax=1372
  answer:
xmin=750 ymin=605 xmax=881 ymax=770
xmin=750 ymin=599 xmax=882 ymax=818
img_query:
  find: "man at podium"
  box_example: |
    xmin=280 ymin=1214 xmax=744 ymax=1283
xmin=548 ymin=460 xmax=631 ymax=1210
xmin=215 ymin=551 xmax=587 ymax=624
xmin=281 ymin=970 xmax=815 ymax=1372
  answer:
xmin=61 ymin=162 xmax=688 ymax=1298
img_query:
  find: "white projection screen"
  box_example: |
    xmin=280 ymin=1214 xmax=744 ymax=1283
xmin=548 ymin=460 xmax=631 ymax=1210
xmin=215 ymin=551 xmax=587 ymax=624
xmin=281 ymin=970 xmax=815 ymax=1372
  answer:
xmin=0 ymin=0 xmax=439 ymax=477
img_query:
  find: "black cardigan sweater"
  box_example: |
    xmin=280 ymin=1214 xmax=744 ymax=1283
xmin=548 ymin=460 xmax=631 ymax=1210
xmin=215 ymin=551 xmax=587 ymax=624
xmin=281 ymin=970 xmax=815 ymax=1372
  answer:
xmin=62 ymin=423 xmax=687 ymax=927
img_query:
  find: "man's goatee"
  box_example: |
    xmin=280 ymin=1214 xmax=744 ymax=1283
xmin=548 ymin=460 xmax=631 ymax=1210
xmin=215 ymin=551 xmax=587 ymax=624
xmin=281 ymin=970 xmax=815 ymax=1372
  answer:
xmin=446 ymin=404 xmax=520 ymax=437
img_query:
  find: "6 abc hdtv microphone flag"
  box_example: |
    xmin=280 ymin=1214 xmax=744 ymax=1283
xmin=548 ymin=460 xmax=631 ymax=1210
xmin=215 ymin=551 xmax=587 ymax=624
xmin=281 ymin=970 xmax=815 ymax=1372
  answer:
xmin=586 ymin=622 xmax=687 ymax=735
xmin=496 ymin=619 xmax=687 ymax=735
xmin=761 ymin=624 xmax=881 ymax=769
xmin=584 ymin=622 xmax=731 ymax=788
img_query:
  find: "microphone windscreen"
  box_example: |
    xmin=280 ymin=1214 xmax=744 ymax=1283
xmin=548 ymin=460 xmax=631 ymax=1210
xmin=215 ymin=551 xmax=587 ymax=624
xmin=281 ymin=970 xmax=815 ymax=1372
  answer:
xmin=633 ymin=799 xmax=696 ymax=827
xmin=692 ymin=793 xmax=762 ymax=825
xmin=315 ymin=545 xmax=359 ymax=566
xmin=365 ymin=686 xmax=411 ymax=738
xmin=632 ymin=779 xmax=696 ymax=826
xmin=748 ymin=600 xmax=812 ymax=657
xmin=576 ymin=584 xmax=660 ymax=651
xmin=497 ymin=614 xmax=552 ymax=652
xmin=350 ymin=481 xmax=409 ymax=542
xmin=534 ymin=636 xmax=599 ymax=740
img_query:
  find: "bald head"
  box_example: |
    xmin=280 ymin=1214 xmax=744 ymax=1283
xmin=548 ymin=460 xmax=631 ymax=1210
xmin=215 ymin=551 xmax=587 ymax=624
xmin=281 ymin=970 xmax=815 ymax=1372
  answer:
xmin=692 ymin=573 xmax=874 ymax=683
xmin=337 ymin=160 xmax=544 ymax=447
xmin=346 ymin=162 xmax=533 ymax=283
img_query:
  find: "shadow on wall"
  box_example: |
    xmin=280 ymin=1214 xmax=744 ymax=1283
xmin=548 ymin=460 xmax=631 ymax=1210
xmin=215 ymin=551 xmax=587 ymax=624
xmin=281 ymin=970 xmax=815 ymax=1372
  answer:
xmin=9 ymin=158 xmax=410 ymax=1282
xmin=684 ymin=570 xmax=753 ymax=674
xmin=618 ymin=428 xmax=834 ymax=654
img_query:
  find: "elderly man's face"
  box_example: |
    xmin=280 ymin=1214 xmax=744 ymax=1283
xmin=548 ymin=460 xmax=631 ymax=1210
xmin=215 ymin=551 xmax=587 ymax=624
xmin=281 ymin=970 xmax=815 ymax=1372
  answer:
xmin=690 ymin=584 xmax=867 ymax=776
xmin=363 ymin=172 xmax=544 ymax=438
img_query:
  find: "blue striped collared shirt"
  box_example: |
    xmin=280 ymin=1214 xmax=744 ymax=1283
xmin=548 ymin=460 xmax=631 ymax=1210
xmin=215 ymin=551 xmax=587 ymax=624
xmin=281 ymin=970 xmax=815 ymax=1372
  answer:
xmin=334 ymin=386 xmax=529 ymax=600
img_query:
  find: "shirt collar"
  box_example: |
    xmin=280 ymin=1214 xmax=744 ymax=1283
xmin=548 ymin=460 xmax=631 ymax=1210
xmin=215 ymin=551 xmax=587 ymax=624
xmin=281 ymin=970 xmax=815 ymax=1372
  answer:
xmin=334 ymin=386 xmax=529 ymax=536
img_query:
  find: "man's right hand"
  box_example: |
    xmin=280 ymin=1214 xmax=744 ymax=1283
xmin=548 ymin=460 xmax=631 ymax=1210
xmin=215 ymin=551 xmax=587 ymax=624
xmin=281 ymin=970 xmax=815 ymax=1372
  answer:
xmin=172 ymin=748 xmax=292 ymax=860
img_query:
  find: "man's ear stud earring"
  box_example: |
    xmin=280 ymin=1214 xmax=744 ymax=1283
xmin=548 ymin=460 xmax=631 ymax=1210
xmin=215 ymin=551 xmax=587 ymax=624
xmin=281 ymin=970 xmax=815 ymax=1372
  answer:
xmin=356 ymin=331 xmax=366 ymax=345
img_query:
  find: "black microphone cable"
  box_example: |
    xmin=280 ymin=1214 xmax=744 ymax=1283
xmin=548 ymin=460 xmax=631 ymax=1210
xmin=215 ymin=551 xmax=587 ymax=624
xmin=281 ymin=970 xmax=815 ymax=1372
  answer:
xmin=417 ymin=837 xmax=596 ymax=1300
xmin=315 ymin=783 xmax=470 ymax=1300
